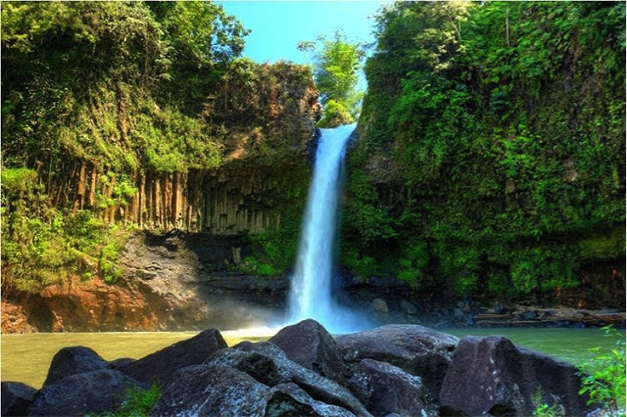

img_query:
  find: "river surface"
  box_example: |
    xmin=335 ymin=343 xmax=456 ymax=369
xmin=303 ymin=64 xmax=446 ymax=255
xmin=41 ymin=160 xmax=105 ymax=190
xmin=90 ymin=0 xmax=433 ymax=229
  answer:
xmin=2 ymin=327 xmax=623 ymax=389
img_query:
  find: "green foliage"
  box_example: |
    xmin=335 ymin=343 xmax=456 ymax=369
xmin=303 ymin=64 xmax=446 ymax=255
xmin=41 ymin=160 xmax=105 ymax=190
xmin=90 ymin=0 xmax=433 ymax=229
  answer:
xmin=532 ymin=386 xmax=565 ymax=417
xmin=240 ymin=159 xmax=311 ymax=277
xmin=317 ymin=100 xmax=353 ymax=128
xmin=0 ymin=166 xmax=131 ymax=293
xmin=578 ymin=326 xmax=626 ymax=417
xmin=1 ymin=168 xmax=38 ymax=195
xmin=305 ymin=30 xmax=364 ymax=125
xmin=343 ymin=1 xmax=625 ymax=300
xmin=91 ymin=384 xmax=161 ymax=417
xmin=100 ymin=226 xmax=129 ymax=284
xmin=397 ymin=241 xmax=429 ymax=290
xmin=341 ymin=248 xmax=379 ymax=279
xmin=1 ymin=1 xmax=317 ymax=295
xmin=240 ymin=257 xmax=282 ymax=277
xmin=247 ymin=217 xmax=301 ymax=277
xmin=1 ymin=1 xmax=247 ymax=171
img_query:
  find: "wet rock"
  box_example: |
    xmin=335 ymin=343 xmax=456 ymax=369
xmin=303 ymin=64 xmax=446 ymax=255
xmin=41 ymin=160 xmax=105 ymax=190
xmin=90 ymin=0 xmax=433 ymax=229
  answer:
xmin=206 ymin=348 xmax=284 ymax=387
xmin=153 ymin=364 xmax=356 ymax=417
xmin=197 ymin=272 xmax=289 ymax=291
xmin=439 ymin=336 xmax=591 ymax=417
xmin=269 ymin=319 xmax=346 ymax=383
xmin=400 ymin=299 xmax=419 ymax=315
xmin=107 ymin=357 xmax=136 ymax=370
xmin=223 ymin=341 xmax=372 ymax=416
xmin=493 ymin=301 xmax=507 ymax=314
xmin=27 ymin=370 xmax=143 ymax=416
xmin=1 ymin=382 xmax=37 ymax=417
xmin=43 ymin=346 xmax=108 ymax=386
xmin=348 ymin=359 xmax=428 ymax=417
xmin=370 ymin=299 xmax=389 ymax=317
xmin=433 ymin=321 xmax=453 ymax=330
xmin=152 ymin=365 xmax=269 ymax=417
xmin=367 ymin=276 xmax=408 ymax=288
xmin=119 ymin=328 xmax=227 ymax=384
xmin=269 ymin=383 xmax=356 ymax=416
xmin=336 ymin=324 xmax=459 ymax=399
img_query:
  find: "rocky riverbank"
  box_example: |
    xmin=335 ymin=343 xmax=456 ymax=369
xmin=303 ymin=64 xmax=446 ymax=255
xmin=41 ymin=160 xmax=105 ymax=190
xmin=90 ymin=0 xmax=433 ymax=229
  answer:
xmin=1 ymin=319 xmax=602 ymax=416
xmin=2 ymin=230 xmax=624 ymax=333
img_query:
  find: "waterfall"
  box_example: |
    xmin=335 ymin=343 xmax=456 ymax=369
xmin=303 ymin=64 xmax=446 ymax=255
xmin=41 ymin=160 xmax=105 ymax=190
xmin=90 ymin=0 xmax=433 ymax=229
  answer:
xmin=286 ymin=123 xmax=356 ymax=331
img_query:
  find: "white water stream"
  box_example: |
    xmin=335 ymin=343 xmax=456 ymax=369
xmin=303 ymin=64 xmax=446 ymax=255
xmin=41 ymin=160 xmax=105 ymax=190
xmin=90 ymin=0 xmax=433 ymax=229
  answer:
xmin=286 ymin=124 xmax=359 ymax=332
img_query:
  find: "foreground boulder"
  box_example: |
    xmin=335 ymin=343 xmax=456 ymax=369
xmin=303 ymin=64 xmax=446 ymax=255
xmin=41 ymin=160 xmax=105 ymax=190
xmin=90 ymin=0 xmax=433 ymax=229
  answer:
xmin=42 ymin=346 xmax=108 ymax=386
xmin=208 ymin=341 xmax=372 ymax=416
xmin=152 ymin=364 xmax=355 ymax=417
xmin=336 ymin=324 xmax=459 ymax=398
xmin=348 ymin=358 xmax=430 ymax=417
xmin=27 ymin=369 xmax=144 ymax=416
xmin=205 ymin=348 xmax=285 ymax=386
xmin=439 ymin=336 xmax=591 ymax=416
xmin=153 ymin=365 xmax=269 ymax=417
xmin=119 ymin=328 xmax=227 ymax=384
xmin=269 ymin=383 xmax=356 ymax=417
xmin=269 ymin=319 xmax=347 ymax=383
xmin=1 ymin=382 xmax=37 ymax=417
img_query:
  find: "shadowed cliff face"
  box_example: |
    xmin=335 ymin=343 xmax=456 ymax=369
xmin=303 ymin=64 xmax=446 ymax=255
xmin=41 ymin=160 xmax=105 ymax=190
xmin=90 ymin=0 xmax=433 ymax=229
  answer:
xmin=2 ymin=231 xmax=290 ymax=333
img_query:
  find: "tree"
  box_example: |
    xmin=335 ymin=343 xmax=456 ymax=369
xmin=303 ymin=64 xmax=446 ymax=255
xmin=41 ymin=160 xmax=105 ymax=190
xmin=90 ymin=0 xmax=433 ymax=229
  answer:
xmin=304 ymin=30 xmax=365 ymax=127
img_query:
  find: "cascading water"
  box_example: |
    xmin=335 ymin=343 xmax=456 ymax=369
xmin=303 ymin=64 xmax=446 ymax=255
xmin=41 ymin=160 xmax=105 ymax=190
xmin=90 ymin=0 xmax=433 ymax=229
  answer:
xmin=286 ymin=123 xmax=360 ymax=332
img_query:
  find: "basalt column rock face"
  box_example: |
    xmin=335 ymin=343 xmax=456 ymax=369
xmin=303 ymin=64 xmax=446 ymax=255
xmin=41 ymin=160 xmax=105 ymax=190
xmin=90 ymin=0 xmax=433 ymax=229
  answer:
xmin=31 ymin=63 xmax=321 ymax=236
xmin=1 ymin=63 xmax=321 ymax=334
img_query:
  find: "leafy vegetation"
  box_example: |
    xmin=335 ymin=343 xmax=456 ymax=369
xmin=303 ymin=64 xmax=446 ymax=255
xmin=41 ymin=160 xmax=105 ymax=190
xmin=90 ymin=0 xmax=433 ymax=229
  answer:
xmin=578 ymin=326 xmax=626 ymax=416
xmin=532 ymin=386 xmax=565 ymax=417
xmin=343 ymin=1 xmax=626 ymax=303
xmin=90 ymin=384 xmax=161 ymax=417
xmin=1 ymin=2 xmax=315 ymax=293
xmin=0 ymin=165 xmax=132 ymax=294
xmin=301 ymin=30 xmax=365 ymax=127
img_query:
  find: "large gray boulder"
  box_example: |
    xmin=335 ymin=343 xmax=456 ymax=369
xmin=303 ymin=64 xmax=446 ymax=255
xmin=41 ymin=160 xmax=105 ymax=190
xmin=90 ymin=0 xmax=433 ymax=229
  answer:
xmin=205 ymin=348 xmax=284 ymax=386
xmin=269 ymin=383 xmax=356 ymax=417
xmin=439 ymin=336 xmax=591 ymax=417
xmin=208 ymin=341 xmax=372 ymax=417
xmin=348 ymin=359 xmax=430 ymax=417
xmin=119 ymin=328 xmax=227 ymax=384
xmin=27 ymin=369 xmax=144 ymax=416
xmin=269 ymin=319 xmax=347 ymax=383
xmin=42 ymin=346 xmax=108 ymax=386
xmin=1 ymin=382 xmax=37 ymax=417
xmin=336 ymin=324 xmax=459 ymax=399
xmin=152 ymin=365 xmax=269 ymax=417
xmin=151 ymin=364 xmax=356 ymax=417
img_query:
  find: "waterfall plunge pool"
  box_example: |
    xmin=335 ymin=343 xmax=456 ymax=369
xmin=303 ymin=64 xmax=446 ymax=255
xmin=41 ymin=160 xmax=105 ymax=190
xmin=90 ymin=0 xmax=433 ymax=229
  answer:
xmin=2 ymin=327 xmax=623 ymax=389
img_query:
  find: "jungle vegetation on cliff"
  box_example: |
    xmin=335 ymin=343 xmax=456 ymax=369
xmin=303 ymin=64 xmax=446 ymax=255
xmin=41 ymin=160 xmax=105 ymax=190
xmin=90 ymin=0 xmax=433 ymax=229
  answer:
xmin=1 ymin=2 xmax=315 ymax=294
xmin=342 ymin=1 xmax=625 ymax=306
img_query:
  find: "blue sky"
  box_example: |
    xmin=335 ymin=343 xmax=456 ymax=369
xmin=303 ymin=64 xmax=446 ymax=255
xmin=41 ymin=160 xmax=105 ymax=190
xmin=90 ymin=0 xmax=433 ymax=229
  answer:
xmin=216 ymin=1 xmax=390 ymax=87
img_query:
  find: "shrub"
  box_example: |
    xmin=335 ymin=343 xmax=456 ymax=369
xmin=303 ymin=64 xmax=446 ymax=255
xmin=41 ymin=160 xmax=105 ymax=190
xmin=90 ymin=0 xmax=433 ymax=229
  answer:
xmin=578 ymin=326 xmax=626 ymax=417
xmin=91 ymin=384 xmax=161 ymax=417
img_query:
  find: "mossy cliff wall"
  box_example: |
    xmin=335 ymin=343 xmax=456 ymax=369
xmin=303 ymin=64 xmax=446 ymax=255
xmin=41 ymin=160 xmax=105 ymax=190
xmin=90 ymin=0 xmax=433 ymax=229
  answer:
xmin=1 ymin=3 xmax=320 ymax=297
xmin=27 ymin=65 xmax=319 ymax=234
xmin=341 ymin=2 xmax=625 ymax=307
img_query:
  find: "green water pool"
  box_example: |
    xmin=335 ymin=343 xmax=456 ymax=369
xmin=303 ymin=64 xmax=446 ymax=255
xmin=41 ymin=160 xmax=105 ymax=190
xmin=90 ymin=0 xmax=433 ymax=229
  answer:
xmin=1 ymin=327 xmax=623 ymax=389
